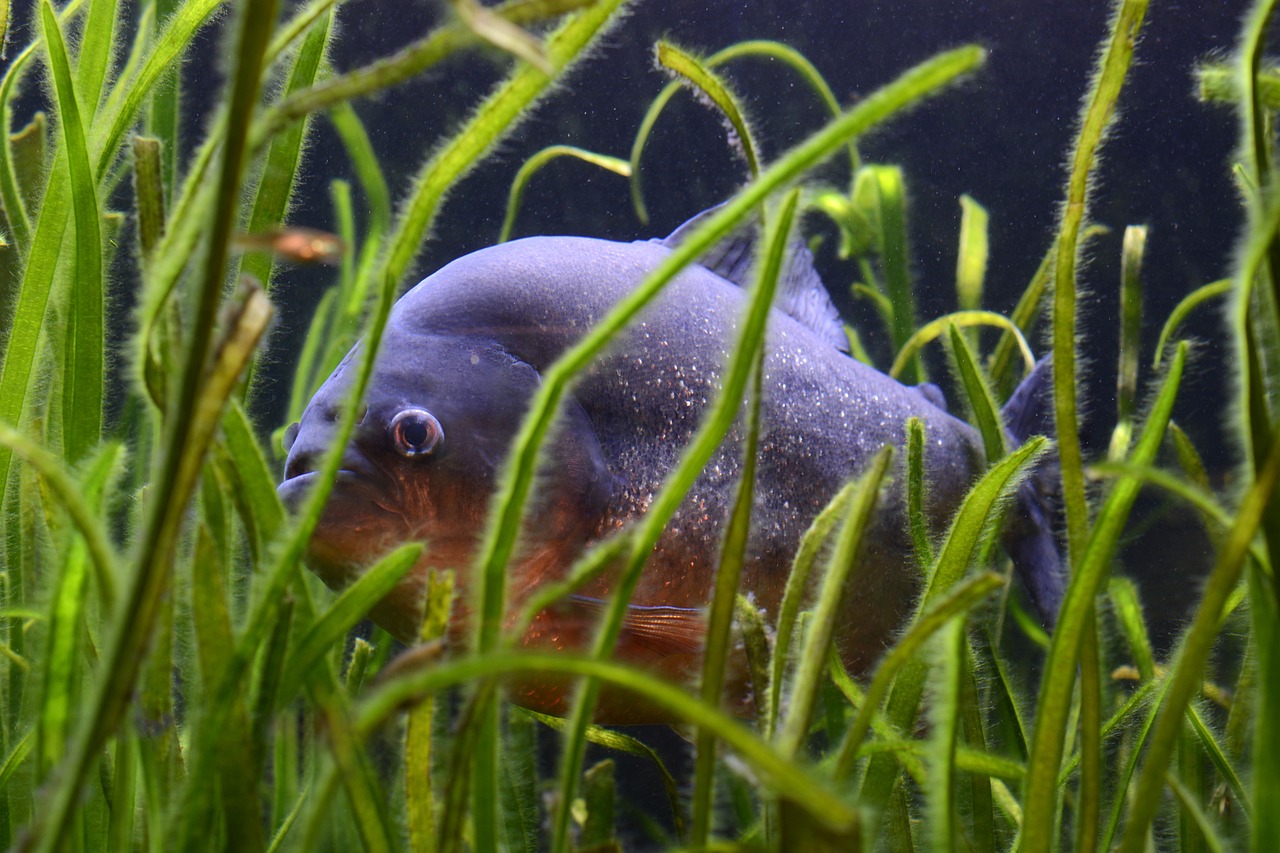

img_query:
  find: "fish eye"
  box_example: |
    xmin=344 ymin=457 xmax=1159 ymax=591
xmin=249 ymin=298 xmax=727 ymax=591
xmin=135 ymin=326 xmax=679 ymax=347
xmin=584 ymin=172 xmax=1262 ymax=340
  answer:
xmin=388 ymin=408 xmax=443 ymax=458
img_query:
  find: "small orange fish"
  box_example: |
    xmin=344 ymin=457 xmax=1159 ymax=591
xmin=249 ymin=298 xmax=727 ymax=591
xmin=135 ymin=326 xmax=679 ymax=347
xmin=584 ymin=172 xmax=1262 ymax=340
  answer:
xmin=233 ymin=226 xmax=345 ymax=265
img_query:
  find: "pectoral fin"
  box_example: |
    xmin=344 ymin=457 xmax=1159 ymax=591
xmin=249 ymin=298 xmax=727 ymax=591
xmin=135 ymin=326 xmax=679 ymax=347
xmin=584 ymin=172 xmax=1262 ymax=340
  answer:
xmin=567 ymin=595 xmax=705 ymax=663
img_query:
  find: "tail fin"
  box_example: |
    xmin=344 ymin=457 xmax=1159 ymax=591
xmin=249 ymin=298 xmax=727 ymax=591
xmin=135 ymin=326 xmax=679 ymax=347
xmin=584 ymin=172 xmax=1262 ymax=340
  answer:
xmin=1000 ymin=358 xmax=1066 ymax=627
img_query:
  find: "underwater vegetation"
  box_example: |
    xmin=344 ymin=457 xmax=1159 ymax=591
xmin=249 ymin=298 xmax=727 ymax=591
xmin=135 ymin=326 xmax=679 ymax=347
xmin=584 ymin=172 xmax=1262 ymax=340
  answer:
xmin=0 ymin=0 xmax=1276 ymax=850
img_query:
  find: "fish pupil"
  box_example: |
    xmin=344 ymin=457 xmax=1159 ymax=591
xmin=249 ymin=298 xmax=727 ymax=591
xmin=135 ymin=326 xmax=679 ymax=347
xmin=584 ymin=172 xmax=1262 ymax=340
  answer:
xmin=389 ymin=408 xmax=442 ymax=457
xmin=403 ymin=421 xmax=428 ymax=447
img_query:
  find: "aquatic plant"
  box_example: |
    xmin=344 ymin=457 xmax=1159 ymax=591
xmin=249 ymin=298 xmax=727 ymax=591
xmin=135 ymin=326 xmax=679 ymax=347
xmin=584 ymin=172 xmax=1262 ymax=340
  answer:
xmin=0 ymin=0 xmax=1276 ymax=850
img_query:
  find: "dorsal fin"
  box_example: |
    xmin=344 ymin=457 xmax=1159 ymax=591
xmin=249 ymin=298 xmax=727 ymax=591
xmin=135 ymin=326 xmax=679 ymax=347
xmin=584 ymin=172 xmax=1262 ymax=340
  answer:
xmin=656 ymin=205 xmax=850 ymax=353
xmin=1002 ymin=356 xmax=1055 ymax=443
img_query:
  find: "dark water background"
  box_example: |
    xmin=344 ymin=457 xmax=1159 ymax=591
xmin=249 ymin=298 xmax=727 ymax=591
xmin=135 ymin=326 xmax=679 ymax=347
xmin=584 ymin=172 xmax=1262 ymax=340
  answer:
xmin=254 ymin=0 xmax=1247 ymax=639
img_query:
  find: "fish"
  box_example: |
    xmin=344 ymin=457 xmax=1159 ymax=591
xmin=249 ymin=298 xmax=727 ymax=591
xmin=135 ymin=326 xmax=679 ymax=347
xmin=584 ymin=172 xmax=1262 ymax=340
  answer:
xmin=278 ymin=207 xmax=1062 ymax=723
xmin=233 ymin=226 xmax=346 ymax=265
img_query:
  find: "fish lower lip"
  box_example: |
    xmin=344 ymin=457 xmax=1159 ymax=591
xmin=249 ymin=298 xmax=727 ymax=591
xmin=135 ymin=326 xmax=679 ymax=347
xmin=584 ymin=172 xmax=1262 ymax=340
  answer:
xmin=278 ymin=470 xmax=400 ymax=516
xmin=277 ymin=469 xmax=361 ymax=501
xmin=284 ymin=469 xmax=360 ymax=483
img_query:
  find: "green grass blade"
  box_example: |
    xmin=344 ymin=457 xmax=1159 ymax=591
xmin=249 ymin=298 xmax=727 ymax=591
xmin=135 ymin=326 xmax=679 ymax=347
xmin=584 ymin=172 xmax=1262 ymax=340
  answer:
xmin=946 ymin=323 xmax=1008 ymax=464
xmin=989 ymin=229 xmax=1118 ymax=394
xmin=925 ymin=618 xmax=964 ymax=852
xmin=872 ymin=165 xmax=921 ymax=383
xmin=450 ymin=0 xmax=552 ymax=73
xmin=690 ymin=191 xmax=796 ymax=847
xmin=906 ymin=417 xmax=935 ymax=568
xmin=1153 ymin=278 xmax=1231 ymax=369
xmin=328 ymin=101 xmax=391 ymax=315
xmin=41 ymin=0 xmax=104 ymax=465
xmin=1022 ymin=341 xmax=1184 ymax=853
xmin=657 ymin=41 xmax=760 ymax=179
xmin=262 ymin=0 xmax=591 ymax=137
xmin=277 ymin=543 xmax=422 ymax=706
xmin=629 ymin=38 xmax=853 ymax=224
xmin=1076 ymin=613 xmax=1103 ymax=852
xmin=891 ymin=310 xmax=1035 ymax=381
xmin=767 ymin=476 xmax=858 ymax=737
xmin=777 ymin=445 xmax=893 ymax=757
xmin=237 ymin=7 xmax=333 ymax=292
xmin=527 ymin=709 xmax=687 ymax=835
xmin=92 ymin=0 xmax=224 ymax=181
xmin=0 ymin=423 xmax=119 ymax=607
xmin=498 ymin=145 xmax=629 ymax=242
xmin=833 ymin=571 xmax=1004 ymax=780
xmin=131 ymin=136 xmax=166 ymax=259
xmin=1119 ymin=425 xmax=1280 ymax=849
xmin=217 ymin=401 xmax=286 ymax=563
xmin=955 ymin=193 xmax=988 ymax=316
xmin=0 ymin=1 xmax=84 ymax=251
xmin=358 ymin=651 xmax=861 ymax=834
xmin=1185 ymin=702 xmax=1250 ymax=824
xmin=1109 ymin=224 xmax=1146 ymax=460
xmin=1108 ymin=576 xmax=1156 ymax=679
xmin=1050 ymin=0 xmax=1149 ymax=568
xmin=73 ymin=0 xmax=119 ymax=116
xmin=850 ymin=438 xmax=1045 ymax=820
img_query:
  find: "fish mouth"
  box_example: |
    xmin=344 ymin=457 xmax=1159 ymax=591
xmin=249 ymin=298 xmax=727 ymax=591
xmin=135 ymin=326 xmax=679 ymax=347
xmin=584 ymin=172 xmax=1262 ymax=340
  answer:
xmin=277 ymin=468 xmax=404 ymax=519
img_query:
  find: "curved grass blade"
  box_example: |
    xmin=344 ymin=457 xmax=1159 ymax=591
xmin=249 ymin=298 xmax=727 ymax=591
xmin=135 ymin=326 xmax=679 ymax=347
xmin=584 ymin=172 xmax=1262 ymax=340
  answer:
xmin=525 ymin=709 xmax=686 ymax=837
xmin=657 ymin=41 xmax=760 ymax=179
xmin=1153 ymin=278 xmax=1231 ymax=369
xmin=358 ymin=650 xmax=860 ymax=834
xmin=449 ymin=0 xmax=551 ymax=73
xmin=262 ymin=0 xmax=592 ymax=137
xmin=498 ymin=145 xmax=629 ymax=242
xmin=629 ymin=38 xmax=853 ymax=224
xmin=1089 ymin=459 xmax=1268 ymax=570
xmin=1022 ymin=341 xmax=1184 ymax=853
xmin=92 ymin=0 xmax=226 ymax=181
xmin=891 ymin=310 xmax=1035 ymax=380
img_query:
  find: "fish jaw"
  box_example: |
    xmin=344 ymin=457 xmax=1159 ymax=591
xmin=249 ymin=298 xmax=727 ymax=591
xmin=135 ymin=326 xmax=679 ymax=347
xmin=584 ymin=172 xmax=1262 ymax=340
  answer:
xmin=278 ymin=460 xmax=415 ymax=588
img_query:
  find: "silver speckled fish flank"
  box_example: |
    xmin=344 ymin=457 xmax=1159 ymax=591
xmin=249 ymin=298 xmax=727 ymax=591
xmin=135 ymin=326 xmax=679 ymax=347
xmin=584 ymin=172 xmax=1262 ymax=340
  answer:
xmin=279 ymin=209 xmax=1062 ymax=722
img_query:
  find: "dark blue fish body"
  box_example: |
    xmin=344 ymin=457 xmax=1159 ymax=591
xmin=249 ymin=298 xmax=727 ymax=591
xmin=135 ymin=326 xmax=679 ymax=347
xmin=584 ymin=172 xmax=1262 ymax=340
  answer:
xmin=280 ymin=214 xmax=1060 ymax=721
